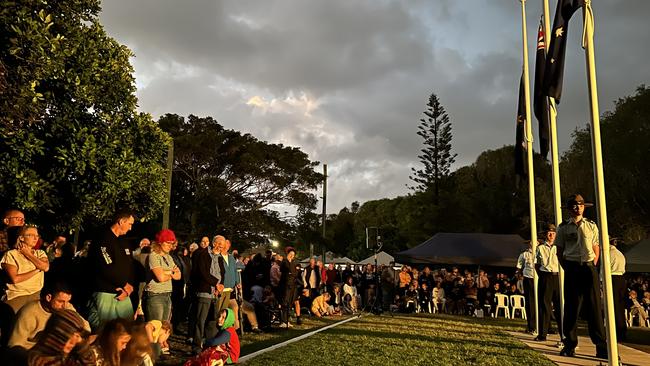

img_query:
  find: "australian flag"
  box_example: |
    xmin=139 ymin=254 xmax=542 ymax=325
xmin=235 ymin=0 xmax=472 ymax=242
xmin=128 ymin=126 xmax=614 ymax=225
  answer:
xmin=542 ymin=0 xmax=584 ymax=103
xmin=533 ymin=19 xmax=550 ymax=160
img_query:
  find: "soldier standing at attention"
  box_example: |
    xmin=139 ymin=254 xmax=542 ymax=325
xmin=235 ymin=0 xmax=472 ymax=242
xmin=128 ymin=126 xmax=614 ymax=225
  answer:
xmin=555 ymin=194 xmax=607 ymax=359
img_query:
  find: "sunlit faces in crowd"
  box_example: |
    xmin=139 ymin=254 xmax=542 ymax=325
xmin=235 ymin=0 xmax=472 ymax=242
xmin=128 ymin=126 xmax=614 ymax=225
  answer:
xmin=3 ymin=210 xmax=25 ymax=227
xmin=115 ymin=215 xmax=135 ymax=236
xmin=200 ymin=236 xmax=210 ymax=248
xmin=47 ymin=291 xmax=72 ymax=310
xmin=19 ymin=225 xmax=40 ymax=248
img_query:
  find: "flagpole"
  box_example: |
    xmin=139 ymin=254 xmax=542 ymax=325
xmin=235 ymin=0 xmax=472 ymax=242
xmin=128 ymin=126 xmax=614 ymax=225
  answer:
xmin=542 ymin=0 xmax=565 ymax=340
xmin=519 ymin=0 xmax=539 ymax=335
xmin=581 ymin=2 xmax=618 ymax=364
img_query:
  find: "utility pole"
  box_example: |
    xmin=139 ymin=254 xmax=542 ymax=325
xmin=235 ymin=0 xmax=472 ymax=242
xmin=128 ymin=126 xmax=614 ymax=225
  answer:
xmin=162 ymin=141 xmax=173 ymax=230
xmin=321 ymin=164 xmax=327 ymax=263
xmin=322 ymin=164 xmax=327 ymax=237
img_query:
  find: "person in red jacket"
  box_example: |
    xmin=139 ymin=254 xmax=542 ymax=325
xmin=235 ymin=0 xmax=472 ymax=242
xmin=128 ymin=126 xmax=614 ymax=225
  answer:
xmin=185 ymin=308 xmax=239 ymax=365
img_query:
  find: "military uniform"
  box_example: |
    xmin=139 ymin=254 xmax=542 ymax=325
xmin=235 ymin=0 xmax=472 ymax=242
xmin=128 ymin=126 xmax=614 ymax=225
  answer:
xmin=516 ymin=248 xmax=536 ymax=333
xmin=610 ymin=244 xmax=627 ymax=341
xmin=535 ymin=241 xmax=562 ymax=340
xmin=555 ymin=217 xmax=606 ymax=355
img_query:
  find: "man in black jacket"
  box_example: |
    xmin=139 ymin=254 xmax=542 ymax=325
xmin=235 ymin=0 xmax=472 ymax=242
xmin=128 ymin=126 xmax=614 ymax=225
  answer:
xmin=189 ymin=237 xmax=221 ymax=352
xmin=279 ymin=247 xmax=300 ymax=326
xmin=86 ymin=210 xmax=136 ymax=331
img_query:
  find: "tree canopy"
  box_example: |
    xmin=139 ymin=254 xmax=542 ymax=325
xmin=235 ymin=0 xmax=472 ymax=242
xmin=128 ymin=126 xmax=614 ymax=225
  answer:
xmin=158 ymin=114 xmax=323 ymax=249
xmin=0 ymin=0 xmax=170 ymax=233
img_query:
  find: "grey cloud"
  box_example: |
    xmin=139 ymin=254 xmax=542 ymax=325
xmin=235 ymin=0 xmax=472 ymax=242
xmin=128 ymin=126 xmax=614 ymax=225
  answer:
xmin=100 ymin=0 xmax=650 ymax=213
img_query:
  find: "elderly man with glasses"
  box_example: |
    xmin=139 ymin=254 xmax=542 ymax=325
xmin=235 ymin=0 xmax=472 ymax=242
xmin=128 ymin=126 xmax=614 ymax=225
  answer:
xmin=1 ymin=209 xmax=25 ymax=255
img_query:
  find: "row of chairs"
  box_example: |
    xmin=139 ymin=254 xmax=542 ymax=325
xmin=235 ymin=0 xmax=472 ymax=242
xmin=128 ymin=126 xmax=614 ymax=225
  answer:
xmin=492 ymin=294 xmax=527 ymax=319
xmin=492 ymin=295 xmax=650 ymax=327
xmin=625 ymin=308 xmax=649 ymax=327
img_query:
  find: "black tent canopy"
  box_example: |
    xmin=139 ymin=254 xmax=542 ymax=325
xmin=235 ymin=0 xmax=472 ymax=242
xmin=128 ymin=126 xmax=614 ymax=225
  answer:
xmin=394 ymin=233 xmax=527 ymax=267
xmin=623 ymin=239 xmax=650 ymax=273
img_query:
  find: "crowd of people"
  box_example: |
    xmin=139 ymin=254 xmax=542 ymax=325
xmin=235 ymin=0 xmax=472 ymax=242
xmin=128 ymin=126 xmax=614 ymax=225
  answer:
xmin=1 ymin=198 xmax=649 ymax=364
xmin=0 ymin=209 xmax=241 ymax=366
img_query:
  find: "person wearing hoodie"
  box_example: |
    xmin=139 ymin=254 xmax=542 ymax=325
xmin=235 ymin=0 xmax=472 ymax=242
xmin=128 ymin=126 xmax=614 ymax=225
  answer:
xmin=26 ymin=309 xmax=95 ymax=366
xmin=185 ymin=308 xmax=240 ymax=366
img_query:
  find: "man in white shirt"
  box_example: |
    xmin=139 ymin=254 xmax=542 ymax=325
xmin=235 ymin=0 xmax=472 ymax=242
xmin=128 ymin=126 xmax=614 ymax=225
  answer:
xmin=534 ymin=224 xmax=561 ymax=341
xmin=517 ymin=241 xmax=536 ymax=334
xmin=609 ymin=238 xmax=627 ymax=340
xmin=7 ymin=281 xmax=89 ymax=364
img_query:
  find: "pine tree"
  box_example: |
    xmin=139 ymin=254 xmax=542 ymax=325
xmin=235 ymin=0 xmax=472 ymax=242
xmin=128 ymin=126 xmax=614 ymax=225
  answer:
xmin=409 ymin=93 xmax=457 ymax=203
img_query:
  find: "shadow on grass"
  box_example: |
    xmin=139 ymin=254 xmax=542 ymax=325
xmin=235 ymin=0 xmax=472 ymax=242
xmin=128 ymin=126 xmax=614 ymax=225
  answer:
xmin=357 ymin=313 xmax=527 ymax=335
xmin=325 ymin=325 xmax=529 ymax=350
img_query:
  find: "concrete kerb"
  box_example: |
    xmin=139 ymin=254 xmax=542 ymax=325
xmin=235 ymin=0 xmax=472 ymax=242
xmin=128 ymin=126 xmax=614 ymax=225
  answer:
xmin=238 ymin=314 xmax=362 ymax=363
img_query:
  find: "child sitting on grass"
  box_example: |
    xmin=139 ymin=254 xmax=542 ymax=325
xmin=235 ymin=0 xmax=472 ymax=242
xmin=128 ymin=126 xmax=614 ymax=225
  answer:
xmin=311 ymin=292 xmax=339 ymax=317
xmin=184 ymin=308 xmax=240 ymax=366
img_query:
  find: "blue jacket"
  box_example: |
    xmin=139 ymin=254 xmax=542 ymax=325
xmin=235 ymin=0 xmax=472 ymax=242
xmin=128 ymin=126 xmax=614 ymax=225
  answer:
xmin=219 ymin=253 xmax=239 ymax=288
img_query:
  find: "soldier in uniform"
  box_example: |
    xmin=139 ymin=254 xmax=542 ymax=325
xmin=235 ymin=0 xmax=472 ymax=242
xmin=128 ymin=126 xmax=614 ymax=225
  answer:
xmin=555 ymin=194 xmax=607 ymax=359
xmin=609 ymin=238 xmax=627 ymax=341
xmin=516 ymin=241 xmax=536 ymax=334
xmin=534 ymin=223 xmax=562 ymax=342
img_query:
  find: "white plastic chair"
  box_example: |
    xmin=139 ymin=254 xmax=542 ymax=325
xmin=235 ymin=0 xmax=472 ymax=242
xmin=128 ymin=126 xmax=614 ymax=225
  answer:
xmin=510 ymin=295 xmax=527 ymax=320
xmin=493 ymin=294 xmax=510 ymax=318
xmin=627 ymin=307 xmax=649 ymax=327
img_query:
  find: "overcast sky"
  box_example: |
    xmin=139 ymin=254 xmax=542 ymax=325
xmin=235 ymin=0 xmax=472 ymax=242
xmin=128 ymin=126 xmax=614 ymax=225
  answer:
xmin=100 ymin=0 xmax=649 ymax=214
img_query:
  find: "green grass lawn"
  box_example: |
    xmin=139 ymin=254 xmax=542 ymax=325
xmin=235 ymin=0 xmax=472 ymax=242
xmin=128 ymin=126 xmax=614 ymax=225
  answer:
xmin=241 ymin=314 xmax=556 ymax=366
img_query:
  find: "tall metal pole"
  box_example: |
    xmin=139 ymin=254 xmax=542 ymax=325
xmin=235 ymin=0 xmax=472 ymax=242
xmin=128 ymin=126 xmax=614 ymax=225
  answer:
xmin=162 ymin=140 xmax=174 ymax=230
xmin=519 ymin=0 xmax=539 ymax=335
xmin=582 ymin=2 xmax=618 ymax=364
xmin=322 ymin=164 xmax=327 ymax=262
xmin=542 ymin=0 xmax=565 ymax=337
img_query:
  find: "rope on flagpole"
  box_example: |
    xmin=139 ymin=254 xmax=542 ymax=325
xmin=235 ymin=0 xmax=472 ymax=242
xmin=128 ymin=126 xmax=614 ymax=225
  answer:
xmin=581 ymin=0 xmax=594 ymax=49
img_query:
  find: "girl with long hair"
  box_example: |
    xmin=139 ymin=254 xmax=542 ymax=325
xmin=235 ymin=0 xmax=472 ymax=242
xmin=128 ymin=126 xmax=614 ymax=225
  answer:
xmin=90 ymin=318 xmax=132 ymax=366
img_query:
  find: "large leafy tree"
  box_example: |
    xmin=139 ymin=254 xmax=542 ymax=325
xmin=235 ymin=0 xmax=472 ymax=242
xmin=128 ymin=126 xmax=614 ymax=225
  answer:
xmin=0 ymin=0 xmax=170 ymax=233
xmin=560 ymin=85 xmax=650 ymax=242
xmin=410 ymin=93 xmax=457 ymax=203
xmin=158 ymin=114 xmax=322 ymax=248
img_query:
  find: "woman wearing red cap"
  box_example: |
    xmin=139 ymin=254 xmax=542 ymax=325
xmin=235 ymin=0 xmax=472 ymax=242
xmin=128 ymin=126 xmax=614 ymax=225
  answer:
xmin=143 ymin=229 xmax=181 ymax=322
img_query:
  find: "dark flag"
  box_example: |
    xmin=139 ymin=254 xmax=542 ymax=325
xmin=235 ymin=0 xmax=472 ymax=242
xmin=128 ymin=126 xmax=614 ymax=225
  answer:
xmin=533 ymin=19 xmax=550 ymax=159
xmin=515 ymin=73 xmax=526 ymax=179
xmin=542 ymin=0 xmax=583 ymax=103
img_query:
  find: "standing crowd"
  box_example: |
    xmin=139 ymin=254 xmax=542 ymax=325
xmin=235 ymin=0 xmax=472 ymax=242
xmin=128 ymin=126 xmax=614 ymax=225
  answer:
xmin=1 ymin=193 xmax=648 ymax=364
